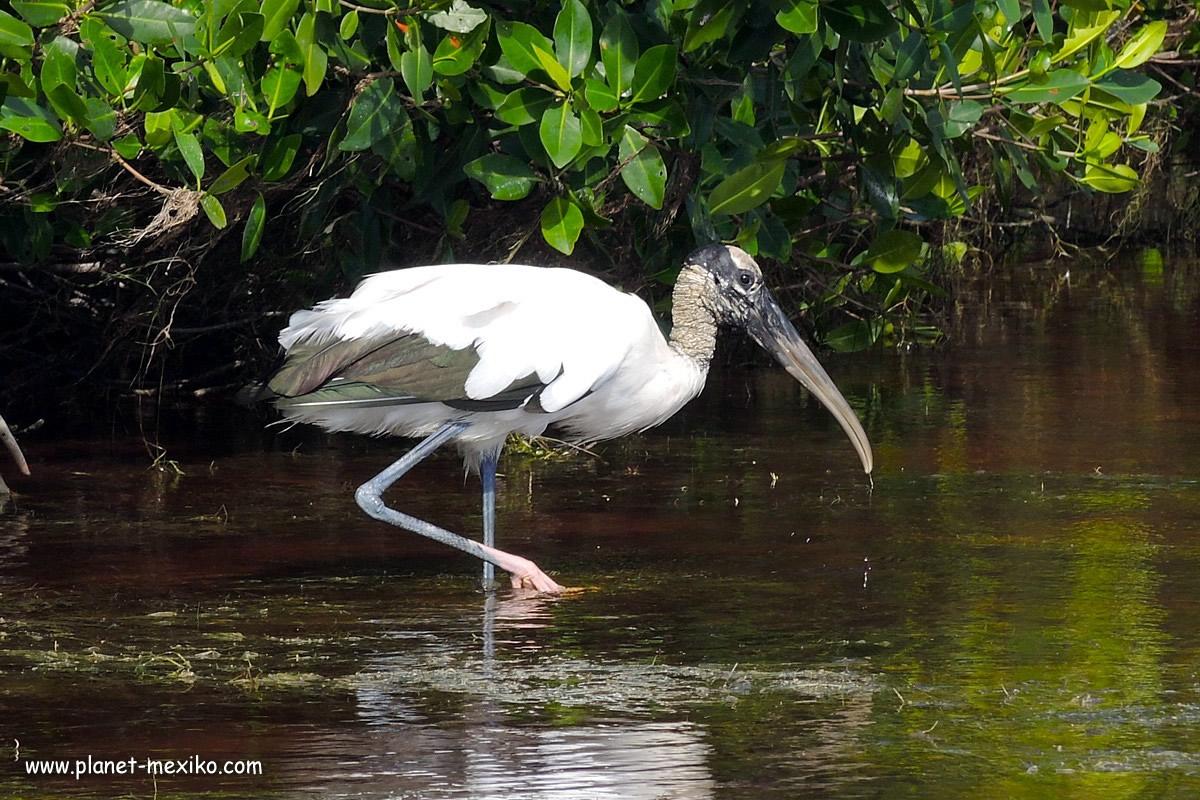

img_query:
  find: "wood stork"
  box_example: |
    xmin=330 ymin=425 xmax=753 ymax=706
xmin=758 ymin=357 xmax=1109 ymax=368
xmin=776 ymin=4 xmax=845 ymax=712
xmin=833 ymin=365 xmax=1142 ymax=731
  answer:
xmin=266 ymin=244 xmax=873 ymax=593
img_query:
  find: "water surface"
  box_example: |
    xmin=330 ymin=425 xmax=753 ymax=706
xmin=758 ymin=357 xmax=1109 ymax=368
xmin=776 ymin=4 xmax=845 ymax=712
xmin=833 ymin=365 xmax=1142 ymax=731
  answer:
xmin=2 ymin=255 xmax=1199 ymax=798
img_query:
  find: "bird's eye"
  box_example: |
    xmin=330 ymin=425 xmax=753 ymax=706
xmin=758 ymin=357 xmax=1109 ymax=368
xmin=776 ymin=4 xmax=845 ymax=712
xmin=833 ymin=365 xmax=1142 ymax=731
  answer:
xmin=738 ymin=271 xmax=754 ymax=287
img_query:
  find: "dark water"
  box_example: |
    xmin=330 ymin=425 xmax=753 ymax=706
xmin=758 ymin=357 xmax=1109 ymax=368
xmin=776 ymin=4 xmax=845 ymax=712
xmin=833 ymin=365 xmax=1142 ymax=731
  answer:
xmin=2 ymin=255 xmax=1199 ymax=798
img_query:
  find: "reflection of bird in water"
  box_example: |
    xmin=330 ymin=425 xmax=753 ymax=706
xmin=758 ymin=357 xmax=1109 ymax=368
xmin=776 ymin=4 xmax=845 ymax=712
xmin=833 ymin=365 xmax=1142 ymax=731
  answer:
xmin=343 ymin=593 xmax=717 ymax=799
xmin=343 ymin=690 xmax=716 ymax=799
xmin=265 ymin=245 xmax=872 ymax=592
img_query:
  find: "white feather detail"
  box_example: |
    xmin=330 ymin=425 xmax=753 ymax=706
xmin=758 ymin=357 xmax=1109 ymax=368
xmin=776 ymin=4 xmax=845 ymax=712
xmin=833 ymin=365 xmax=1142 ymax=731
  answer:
xmin=275 ymin=263 xmax=709 ymax=458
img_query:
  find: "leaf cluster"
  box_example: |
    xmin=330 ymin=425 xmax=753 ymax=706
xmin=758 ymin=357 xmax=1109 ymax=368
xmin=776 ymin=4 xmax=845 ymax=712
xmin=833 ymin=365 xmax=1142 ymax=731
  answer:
xmin=0 ymin=0 xmax=1184 ymax=360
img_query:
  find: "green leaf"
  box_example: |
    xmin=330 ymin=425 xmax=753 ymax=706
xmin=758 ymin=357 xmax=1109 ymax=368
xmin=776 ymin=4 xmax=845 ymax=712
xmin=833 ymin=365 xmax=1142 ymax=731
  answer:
xmin=297 ymin=12 xmax=327 ymax=96
xmin=1080 ymin=162 xmax=1138 ymax=193
xmin=893 ymin=29 xmax=928 ymax=82
xmin=207 ymin=70 xmax=233 ymax=101
xmin=996 ymin=0 xmax=1019 ymax=29
xmin=261 ymin=133 xmax=301 ymax=180
xmin=822 ymin=0 xmax=896 ymax=43
xmin=944 ymin=100 xmax=984 ymax=137
xmin=630 ymin=44 xmax=677 ymax=104
xmin=11 ymin=0 xmax=69 ymax=27
xmin=85 ymin=22 xmax=127 ymax=96
xmin=98 ymin=0 xmax=196 ymax=44
xmin=866 ymin=229 xmax=923 ymax=273
xmin=234 ymin=106 xmax=270 ymax=135
xmin=241 ymin=192 xmax=266 ymax=262
xmin=220 ymin=12 xmax=264 ymax=58
xmin=464 ymin=153 xmax=538 ymax=200
xmin=584 ymin=78 xmax=617 ymax=111
xmin=340 ymin=79 xmax=406 ymax=151
xmin=1094 ymin=70 xmax=1162 ymax=105
xmin=0 ymin=98 xmax=61 ymax=141
xmin=539 ymin=101 xmax=583 ymax=168
xmin=496 ymin=21 xmax=553 ymax=77
xmin=893 ymin=138 xmax=926 ymax=178
xmin=425 ymin=0 xmax=487 ymax=33
xmin=1127 ymin=136 xmax=1158 ymax=153
xmin=1113 ymin=21 xmax=1167 ymax=70
xmin=113 ymin=133 xmax=142 ymax=159
xmin=484 ymin=55 xmax=524 ymax=85
xmin=386 ymin=21 xmax=405 ymax=71
xmin=579 ymin=107 xmax=602 ymax=146
xmin=29 ymin=192 xmax=57 ymax=213
xmin=432 ymin=20 xmax=488 ymax=76
xmin=476 ymin=81 xmax=513 ymax=110
xmin=600 ymin=11 xmax=637 ymax=100
xmin=446 ymin=198 xmax=469 ymax=236
xmin=270 ymin=30 xmax=304 ymax=64
xmin=528 ymin=43 xmax=570 ymax=92
xmin=262 ymin=65 xmax=302 ymax=116
xmin=540 ymin=196 xmax=584 ymax=254
xmin=860 ymin=159 xmax=898 ymax=220
xmin=82 ymin=97 xmax=117 ymax=140
xmin=617 ymin=125 xmax=665 ymax=209
xmin=143 ymin=109 xmax=171 ymax=147
xmin=0 ymin=10 xmax=35 ymax=47
xmin=208 ymin=155 xmax=255 ymax=195
xmin=40 ymin=36 xmax=75 ymax=95
xmin=1031 ymin=0 xmax=1053 ymax=42
xmin=554 ymin=0 xmax=592 ymax=78
xmin=0 ymin=116 xmax=60 ymax=141
xmin=46 ymin=84 xmax=87 ymax=126
xmin=131 ymin=54 xmax=175 ymax=110
xmin=260 ymin=0 xmax=299 ymax=41
xmin=401 ymin=46 xmax=433 ymax=98
xmin=200 ymin=193 xmax=228 ymax=229
xmin=684 ymin=4 xmax=735 ymax=52
xmin=1003 ymin=70 xmax=1092 ymax=105
xmin=709 ymin=159 xmax=785 ymax=216
xmin=775 ymin=0 xmax=818 ymax=34
xmin=495 ymin=88 xmax=553 ymax=126
xmin=173 ymin=120 xmax=205 ymax=184
xmin=1053 ymin=10 xmax=1119 ymax=63
xmin=339 ymin=9 xmax=358 ymax=40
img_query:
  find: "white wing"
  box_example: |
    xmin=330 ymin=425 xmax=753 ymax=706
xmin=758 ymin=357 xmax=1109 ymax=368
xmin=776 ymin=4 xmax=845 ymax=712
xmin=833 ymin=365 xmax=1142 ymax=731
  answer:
xmin=277 ymin=264 xmax=660 ymax=414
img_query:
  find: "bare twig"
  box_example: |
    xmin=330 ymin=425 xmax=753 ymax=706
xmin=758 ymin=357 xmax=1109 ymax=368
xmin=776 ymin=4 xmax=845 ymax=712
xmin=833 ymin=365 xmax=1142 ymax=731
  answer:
xmin=112 ymin=153 xmax=173 ymax=196
xmin=337 ymin=0 xmax=419 ymax=16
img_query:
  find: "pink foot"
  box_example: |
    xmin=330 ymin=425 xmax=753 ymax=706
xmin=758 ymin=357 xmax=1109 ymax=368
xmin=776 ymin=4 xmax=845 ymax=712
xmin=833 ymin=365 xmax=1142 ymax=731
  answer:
xmin=480 ymin=544 xmax=567 ymax=594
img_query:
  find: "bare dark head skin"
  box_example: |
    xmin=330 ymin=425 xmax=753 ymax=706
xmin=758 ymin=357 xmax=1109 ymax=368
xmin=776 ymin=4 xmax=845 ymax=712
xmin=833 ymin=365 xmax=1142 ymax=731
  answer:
xmin=683 ymin=244 xmax=874 ymax=474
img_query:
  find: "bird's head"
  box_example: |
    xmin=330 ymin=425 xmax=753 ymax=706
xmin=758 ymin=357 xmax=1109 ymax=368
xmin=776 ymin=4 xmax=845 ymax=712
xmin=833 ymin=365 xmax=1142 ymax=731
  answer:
xmin=683 ymin=244 xmax=874 ymax=475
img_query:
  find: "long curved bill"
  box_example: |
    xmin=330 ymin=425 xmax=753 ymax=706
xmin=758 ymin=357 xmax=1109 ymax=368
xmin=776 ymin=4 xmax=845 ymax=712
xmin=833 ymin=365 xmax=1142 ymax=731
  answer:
xmin=745 ymin=290 xmax=874 ymax=474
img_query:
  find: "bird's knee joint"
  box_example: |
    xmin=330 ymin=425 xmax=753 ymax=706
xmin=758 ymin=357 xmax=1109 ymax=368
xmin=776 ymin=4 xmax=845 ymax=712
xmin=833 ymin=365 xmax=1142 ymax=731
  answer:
xmin=355 ymin=484 xmax=384 ymax=515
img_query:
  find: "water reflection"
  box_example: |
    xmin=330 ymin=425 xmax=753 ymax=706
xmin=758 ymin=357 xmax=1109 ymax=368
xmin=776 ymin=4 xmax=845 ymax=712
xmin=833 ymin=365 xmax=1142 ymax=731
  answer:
xmin=319 ymin=594 xmax=719 ymax=799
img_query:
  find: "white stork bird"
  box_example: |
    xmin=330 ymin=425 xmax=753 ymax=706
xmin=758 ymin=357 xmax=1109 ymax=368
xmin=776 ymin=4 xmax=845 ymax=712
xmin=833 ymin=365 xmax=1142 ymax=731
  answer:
xmin=267 ymin=244 xmax=873 ymax=593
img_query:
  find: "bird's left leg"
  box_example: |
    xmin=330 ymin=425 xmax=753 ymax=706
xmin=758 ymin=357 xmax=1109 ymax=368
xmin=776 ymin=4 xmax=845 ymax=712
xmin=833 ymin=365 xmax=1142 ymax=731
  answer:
xmin=477 ymin=448 xmax=568 ymax=592
xmin=480 ymin=450 xmax=498 ymax=589
xmin=355 ymin=422 xmax=565 ymax=593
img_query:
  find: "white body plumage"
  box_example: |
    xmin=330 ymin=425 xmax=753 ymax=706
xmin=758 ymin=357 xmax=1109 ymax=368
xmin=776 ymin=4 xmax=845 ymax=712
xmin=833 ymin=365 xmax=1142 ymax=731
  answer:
xmin=275 ymin=263 xmax=708 ymax=466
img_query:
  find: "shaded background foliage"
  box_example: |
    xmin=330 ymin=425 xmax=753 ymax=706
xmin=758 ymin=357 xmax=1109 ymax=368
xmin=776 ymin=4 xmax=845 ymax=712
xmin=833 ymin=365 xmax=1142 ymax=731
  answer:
xmin=0 ymin=0 xmax=1196 ymax=418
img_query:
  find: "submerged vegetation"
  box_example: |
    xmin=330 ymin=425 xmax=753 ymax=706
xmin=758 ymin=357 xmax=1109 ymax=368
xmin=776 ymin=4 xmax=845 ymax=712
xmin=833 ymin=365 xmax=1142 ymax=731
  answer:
xmin=0 ymin=0 xmax=1198 ymax=410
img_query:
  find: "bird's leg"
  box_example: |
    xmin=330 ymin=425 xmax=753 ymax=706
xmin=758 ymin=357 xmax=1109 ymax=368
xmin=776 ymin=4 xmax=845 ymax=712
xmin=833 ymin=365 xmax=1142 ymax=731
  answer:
xmin=354 ymin=422 xmax=565 ymax=594
xmin=480 ymin=450 xmax=497 ymax=589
